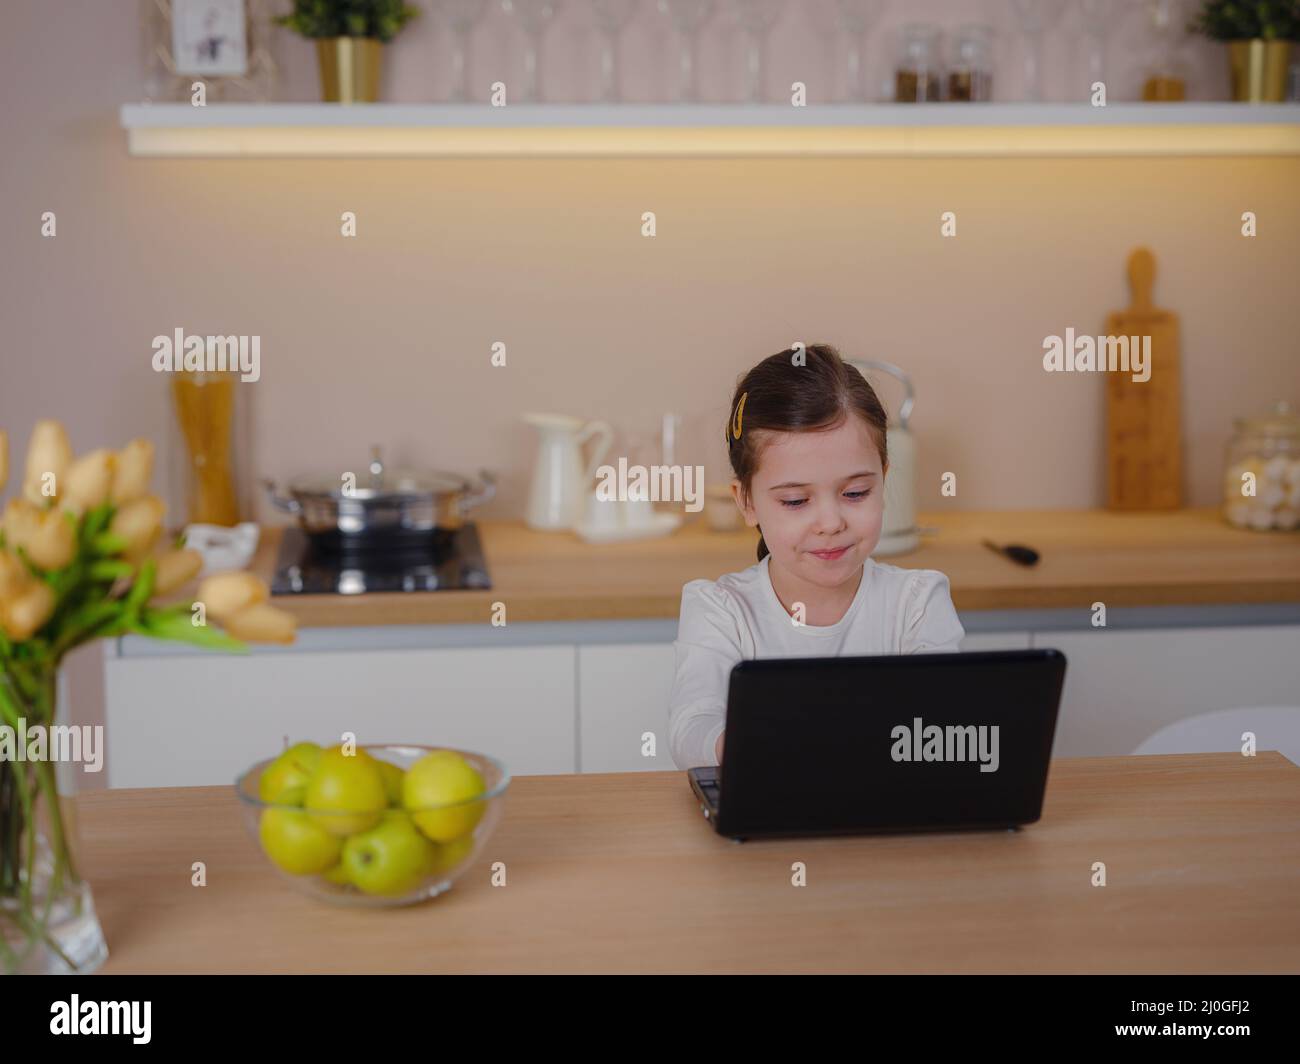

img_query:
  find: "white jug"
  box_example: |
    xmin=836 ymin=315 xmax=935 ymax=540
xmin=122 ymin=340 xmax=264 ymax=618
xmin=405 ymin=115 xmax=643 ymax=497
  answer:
xmin=847 ymin=360 xmax=919 ymax=556
xmin=524 ymin=413 xmax=614 ymax=530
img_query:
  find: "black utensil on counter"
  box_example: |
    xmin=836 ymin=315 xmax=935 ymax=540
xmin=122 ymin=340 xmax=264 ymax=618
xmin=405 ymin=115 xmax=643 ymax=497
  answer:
xmin=982 ymin=539 xmax=1040 ymax=567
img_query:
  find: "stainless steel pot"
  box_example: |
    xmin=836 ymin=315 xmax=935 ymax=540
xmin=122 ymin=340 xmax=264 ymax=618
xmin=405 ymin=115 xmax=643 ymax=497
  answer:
xmin=263 ymin=446 xmax=495 ymax=547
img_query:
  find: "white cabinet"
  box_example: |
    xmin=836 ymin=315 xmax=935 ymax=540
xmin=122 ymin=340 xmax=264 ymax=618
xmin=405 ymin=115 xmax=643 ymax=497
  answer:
xmin=102 ymin=622 xmax=1300 ymax=784
xmin=575 ymin=633 xmax=1034 ymax=773
xmin=1031 ymin=626 xmax=1300 ymax=758
xmin=959 ymin=632 xmax=1032 ymax=652
xmin=105 ymin=645 xmax=575 ymax=788
xmin=578 ymin=644 xmax=677 ymax=773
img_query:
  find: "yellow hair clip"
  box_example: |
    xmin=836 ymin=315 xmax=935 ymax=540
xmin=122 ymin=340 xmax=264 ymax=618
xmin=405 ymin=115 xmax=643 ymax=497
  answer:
xmin=732 ymin=392 xmax=748 ymax=440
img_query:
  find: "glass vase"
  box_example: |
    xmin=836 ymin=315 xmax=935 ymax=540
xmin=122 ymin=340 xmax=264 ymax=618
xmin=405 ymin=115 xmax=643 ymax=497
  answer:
xmin=0 ymin=665 xmax=109 ymax=975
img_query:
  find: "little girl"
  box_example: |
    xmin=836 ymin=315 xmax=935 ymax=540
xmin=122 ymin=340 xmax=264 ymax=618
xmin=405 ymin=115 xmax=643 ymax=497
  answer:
xmin=667 ymin=344 xmax=966 ymax=770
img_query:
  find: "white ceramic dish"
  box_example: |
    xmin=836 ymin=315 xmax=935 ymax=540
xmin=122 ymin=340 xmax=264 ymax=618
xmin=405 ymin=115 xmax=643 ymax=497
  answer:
xmin=574 ymin=512 xmax=683 ymax=544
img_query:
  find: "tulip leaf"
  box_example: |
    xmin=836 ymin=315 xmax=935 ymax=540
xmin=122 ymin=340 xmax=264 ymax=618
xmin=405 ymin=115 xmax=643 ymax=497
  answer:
xmin=87 ymin=560 xmax=133 ymax=582
xmin=48 ymin=600 xmax=124 ymax=658
xmin=79 ymin=503 xmax=114 ymax=545
xmin=122 ymin=559 xmax=156 ymax=622
xmin=131 ymin=607 xmax=249 ymax=653
xmin=90 ymin=532 xmax=129 ymax=556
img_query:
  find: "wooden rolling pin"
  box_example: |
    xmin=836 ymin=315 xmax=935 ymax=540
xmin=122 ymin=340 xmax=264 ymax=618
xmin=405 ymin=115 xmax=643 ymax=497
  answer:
xmin=1105 ymin=248 xmax=1183 ymax=510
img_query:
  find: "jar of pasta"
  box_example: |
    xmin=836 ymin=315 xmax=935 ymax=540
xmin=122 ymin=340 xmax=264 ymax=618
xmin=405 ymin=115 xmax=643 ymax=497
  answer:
xmin=1222 ymin=401 xmax=1300 ymax=532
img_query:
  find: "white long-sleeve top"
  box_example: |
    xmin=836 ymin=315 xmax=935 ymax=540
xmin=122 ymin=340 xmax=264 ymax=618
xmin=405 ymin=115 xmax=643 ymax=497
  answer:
xmin=667 ymin=553 xmax=967 ymax=770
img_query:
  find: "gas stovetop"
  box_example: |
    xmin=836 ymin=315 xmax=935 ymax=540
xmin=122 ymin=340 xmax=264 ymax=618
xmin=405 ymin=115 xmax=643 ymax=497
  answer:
xmin=270 ymin=525 xmax=491 ymax=595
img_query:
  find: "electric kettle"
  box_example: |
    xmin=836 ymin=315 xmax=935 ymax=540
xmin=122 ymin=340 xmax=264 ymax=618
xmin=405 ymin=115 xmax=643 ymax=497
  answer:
xmin=847 ymin=359 xmax=919 ymax=556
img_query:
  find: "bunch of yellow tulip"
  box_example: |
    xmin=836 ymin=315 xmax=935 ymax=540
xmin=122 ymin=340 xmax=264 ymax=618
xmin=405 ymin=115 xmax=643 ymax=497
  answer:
xmin=1 ymin=418 xmax=297 ymax=658
xmin=2 ymin=420 xmax=299 ymax=972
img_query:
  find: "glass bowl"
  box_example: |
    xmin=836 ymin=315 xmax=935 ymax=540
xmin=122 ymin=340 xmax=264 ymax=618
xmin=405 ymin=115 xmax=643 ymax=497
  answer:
xmin=235 ymin=744 xmax=509 ymax=907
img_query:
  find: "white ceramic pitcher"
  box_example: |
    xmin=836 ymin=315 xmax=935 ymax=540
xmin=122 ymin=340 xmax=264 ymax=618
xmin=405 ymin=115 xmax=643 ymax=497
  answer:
xmin=524 ymin=413 xmax=614 ymax=530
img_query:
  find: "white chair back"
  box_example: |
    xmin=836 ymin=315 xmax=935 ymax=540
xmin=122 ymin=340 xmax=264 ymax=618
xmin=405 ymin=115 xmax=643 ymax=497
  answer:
xmin=1131 ymin=707 xmax=1300 ymax=768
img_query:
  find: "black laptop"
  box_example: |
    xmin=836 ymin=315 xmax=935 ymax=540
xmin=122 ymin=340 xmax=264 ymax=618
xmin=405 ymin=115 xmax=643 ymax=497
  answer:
xmin=687 ymin=648 xmax=1066 ymax=841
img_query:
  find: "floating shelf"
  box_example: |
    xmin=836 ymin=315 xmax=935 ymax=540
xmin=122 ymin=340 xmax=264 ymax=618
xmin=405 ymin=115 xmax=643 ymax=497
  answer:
xmin=119 ymin=102 xmax=1300 ymax=158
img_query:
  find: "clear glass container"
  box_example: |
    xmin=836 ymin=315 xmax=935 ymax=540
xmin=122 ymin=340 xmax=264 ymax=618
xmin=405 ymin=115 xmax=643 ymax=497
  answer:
xmin=948 ymin=24 xmax=993 ymax=102
xmin=164 ymin=369 xmax=255 ymax=531
xmin=1222 ymin=401 xmax=1300 ymax=532
xmin=895 ymin=24 xmax=942 ymax=102
xmin=236 ymin=744 xmax=509 ymax=908
xmin=1141 ymin=0 xmax=1188 ymax=101
xmin=1 ymin=666 xmax=109 ymax=974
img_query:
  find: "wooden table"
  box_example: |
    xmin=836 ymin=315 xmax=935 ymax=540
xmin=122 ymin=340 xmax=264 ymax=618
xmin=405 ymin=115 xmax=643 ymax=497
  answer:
xmin=84 ymin=752 xmax=1300 ymax=973
xmin=249 ymin=508 xmax=1300 ymax=628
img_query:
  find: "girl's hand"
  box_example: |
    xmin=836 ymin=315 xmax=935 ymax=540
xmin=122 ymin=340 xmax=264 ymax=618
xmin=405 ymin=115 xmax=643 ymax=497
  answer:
xmin=715 ymin=731 xmax=725 ymax=763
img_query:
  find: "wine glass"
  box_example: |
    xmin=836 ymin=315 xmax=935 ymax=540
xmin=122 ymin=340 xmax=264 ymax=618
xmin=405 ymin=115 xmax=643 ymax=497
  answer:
xmin=835 ymin=0 xmax=884 ymax=102
xmin=433 ymin=0 xmax=490 ymax=101
xmin=1076 ymin=0 xmax=1116 ymax=99
xmin=732 ymin=0 xmax=786 ymax=103
xmin=501 ymin=0 xmax=564 ymax=102
xmin=1141 ymin=0 xmax=1189 ymax=100
xmin=657 ymin=0 xmax=715 ymax=101
xmin=1009 ymin=0 xmax=1065 ymax=101
xmin=591 ymin=0 xmax=640 ymax=102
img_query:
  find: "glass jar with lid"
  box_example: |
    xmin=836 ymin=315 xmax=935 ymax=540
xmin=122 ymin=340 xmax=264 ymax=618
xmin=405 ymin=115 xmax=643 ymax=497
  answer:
xmin=948 ymin=24 xmax=993 ymax=101
xmin=895 ymin=24 xmax=942 ymax=102
xmin=1222 ymin=401 xmax=1300 ymax=532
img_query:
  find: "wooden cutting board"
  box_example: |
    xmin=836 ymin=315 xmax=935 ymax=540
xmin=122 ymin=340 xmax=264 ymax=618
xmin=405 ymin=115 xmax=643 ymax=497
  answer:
xmin=1105 ymin=247 xmax=1183 ymax=510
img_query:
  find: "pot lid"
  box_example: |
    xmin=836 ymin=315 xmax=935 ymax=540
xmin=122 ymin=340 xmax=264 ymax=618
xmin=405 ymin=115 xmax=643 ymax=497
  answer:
xmin=287 ymin=447 xmax=470 ymax=499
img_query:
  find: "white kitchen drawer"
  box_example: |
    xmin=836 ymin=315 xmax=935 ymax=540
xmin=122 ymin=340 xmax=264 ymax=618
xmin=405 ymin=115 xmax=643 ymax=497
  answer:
xmin=578 ymin=644 xmax=677 ymax=773
xmin=1031 ymin=626 xmax=1300 ymax=759
xmin=105 ymin=645 xmax=575 ymax=788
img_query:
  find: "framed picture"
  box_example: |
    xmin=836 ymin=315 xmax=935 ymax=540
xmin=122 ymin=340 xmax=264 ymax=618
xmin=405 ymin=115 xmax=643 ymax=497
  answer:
xmin=140 ymin=0 xmax=278 ymax=103
xmin=171 ymin=0 xmax=248 ymax=77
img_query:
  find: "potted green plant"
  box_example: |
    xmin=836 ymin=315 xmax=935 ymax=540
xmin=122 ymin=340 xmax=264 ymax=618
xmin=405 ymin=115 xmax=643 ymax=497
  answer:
xmin=1190 ymin=1 xmax=1299 ymax=101
xmin=276 ymin=0 xmax=420 ymax=104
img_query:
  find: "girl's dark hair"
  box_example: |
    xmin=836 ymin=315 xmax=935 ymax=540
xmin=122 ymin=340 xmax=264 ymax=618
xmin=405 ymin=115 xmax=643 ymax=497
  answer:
xmin=724 ymin=344 xmax=889 ymax=563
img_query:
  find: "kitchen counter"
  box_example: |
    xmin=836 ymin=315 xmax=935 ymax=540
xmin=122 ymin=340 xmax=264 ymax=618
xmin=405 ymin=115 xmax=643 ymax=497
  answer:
xmin=85 ymin=752 xmax=1300 ymax=973
xmin=250 ymin=508 xmax=1300 ymax=628
xmin=103 ymin=507 xmax=1300 ymax=786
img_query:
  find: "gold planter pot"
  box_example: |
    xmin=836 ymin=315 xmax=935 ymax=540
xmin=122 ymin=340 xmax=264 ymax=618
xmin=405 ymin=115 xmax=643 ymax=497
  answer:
xmin=316 ymin=37 xmax=384 ymax=103
xmin=1227 ymin=39 xmax=1293 ymax=102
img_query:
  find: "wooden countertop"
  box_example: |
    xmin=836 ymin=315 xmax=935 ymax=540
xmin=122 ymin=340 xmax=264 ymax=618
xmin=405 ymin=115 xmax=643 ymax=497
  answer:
xmin=250 ymin=508 xmax=1300 ymax=627
xmin=85 ymin=753 xmax=1300 ymax=973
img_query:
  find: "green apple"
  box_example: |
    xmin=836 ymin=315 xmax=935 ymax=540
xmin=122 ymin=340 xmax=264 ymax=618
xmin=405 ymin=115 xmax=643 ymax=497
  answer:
xmin=259 ymin=808 xmax=342 ymax=876
xmin=403 ymin=750 xmax=487 ymax=843
xmin=341 ymin=810 xmax=438 ymax=896
xmin=259 ymin=741 xmax=322 ymax=802
xmin=377 ymin=760 xmax=405 ymax=806
xmin=304 ymin=746 xmax=387 ymax=837
xmin=431 ymin=833 xmax=476 ymax=873
xmin=276 ymin=784 xmax=307 ymax=807
xmin=321 ymin=862 xmax=352 ymax=886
